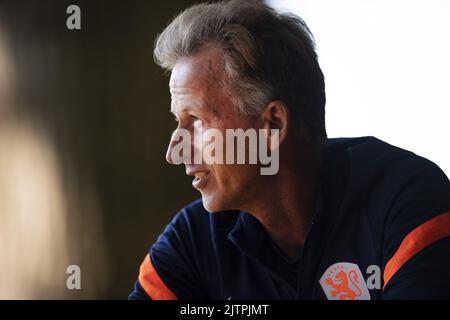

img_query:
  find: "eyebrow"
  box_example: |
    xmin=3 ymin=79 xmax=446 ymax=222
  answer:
xmin=170 ymin=106 xmax=192 ymax=116
xmin=170 ymin=100 xmax=203 ymax=115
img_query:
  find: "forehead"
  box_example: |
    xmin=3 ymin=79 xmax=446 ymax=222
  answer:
xmin=169 ymin=46 xmax=226 ymax=94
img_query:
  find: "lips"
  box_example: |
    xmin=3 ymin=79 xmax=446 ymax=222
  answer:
xmin=193 ymin=172 xmax=207 ymax=179
xmin=186 ymin=169 xmax=210 ymax=189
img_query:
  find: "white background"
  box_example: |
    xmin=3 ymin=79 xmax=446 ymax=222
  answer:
xmin=266 ymin=0 xmax=450 ymax=175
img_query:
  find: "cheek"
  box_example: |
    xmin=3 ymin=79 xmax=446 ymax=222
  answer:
xmin=213 ymin=164 xmax=258 ymax=187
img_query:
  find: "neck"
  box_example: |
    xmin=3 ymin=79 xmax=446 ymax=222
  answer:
xmin=244 ymin=142 xmax=324 ymax=259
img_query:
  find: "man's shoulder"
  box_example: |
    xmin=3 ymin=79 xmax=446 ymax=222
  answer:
xmin=329 ymin=137 xmax=450 ymax=243
xmin=328 ymin=136 xmax=449 ymax=195
xmin=328 ymin=136 xmax=414 ymax=163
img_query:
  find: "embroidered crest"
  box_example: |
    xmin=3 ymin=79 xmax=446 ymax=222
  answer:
xmin=319 ymin=262 xmax=370 ymax=300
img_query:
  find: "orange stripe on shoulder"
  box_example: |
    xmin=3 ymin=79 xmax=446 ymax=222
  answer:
xmin=138 ymin=254 xmax=177 ymax=300
xmin=383 ymin=211 xmax=450 ymax=289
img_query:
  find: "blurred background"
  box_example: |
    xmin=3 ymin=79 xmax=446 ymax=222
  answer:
xmin=0 ymin=0 xmax=200 ymax=299
xmin=0 ymin=0 xmax=448 ymax=299
xmin=268 ymin=0 xmax=450 ymax=175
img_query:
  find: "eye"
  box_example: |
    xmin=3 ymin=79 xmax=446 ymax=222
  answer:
xmin=190 ymin=115 xmax=200 ymax=121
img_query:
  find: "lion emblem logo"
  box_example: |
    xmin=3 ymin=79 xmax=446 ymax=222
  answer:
xmin=319 ymin=262 xmax=370 ymax=300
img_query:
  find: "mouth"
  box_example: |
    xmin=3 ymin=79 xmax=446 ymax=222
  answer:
xmin=187 ymin=170 xmax=210 ymax=189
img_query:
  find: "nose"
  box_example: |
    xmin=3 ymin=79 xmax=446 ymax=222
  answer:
xmin=166 ymin=129 xmax=178 ymax=164
xmin=166 ymin=128 xmax=193 ymax=165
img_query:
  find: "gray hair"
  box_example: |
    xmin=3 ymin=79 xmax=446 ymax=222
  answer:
xmin=154 ymin=0 xmax=327 ymax=145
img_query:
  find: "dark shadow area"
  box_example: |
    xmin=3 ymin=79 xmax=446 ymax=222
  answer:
xmin=0 ymin=0 xmax=201 ymax=298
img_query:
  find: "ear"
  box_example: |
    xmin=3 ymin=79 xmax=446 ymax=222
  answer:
xmin=261 ymin=100 xmax=289 ymax=145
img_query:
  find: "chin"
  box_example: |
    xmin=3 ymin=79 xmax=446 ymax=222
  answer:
xmin=201 ymin=192 xmax=235 ymax=213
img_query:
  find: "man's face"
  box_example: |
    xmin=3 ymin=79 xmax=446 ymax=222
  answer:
xmin=167 ymin=46 xmax=263 ymax=212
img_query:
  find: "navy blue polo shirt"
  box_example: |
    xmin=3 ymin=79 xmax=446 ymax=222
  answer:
xmin=129 ymin=136 xmax=450 ymax=300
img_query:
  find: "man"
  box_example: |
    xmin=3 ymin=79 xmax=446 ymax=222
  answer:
xmin=129 ymin=0 xmax=450 ymax=300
